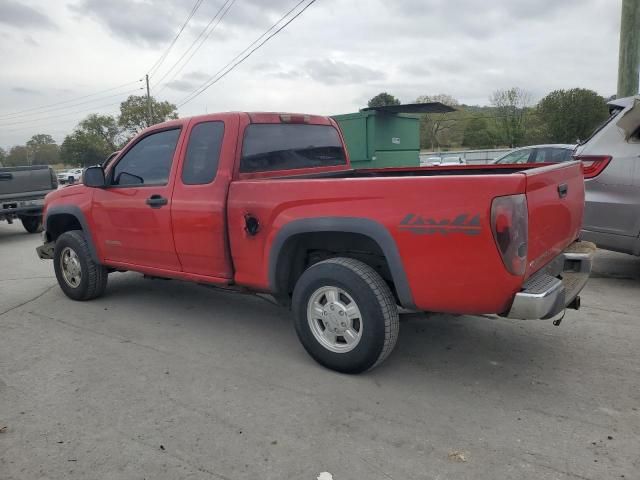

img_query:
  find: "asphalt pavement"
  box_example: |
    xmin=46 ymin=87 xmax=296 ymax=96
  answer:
xmin=1 ymin=221 xmax=638 ymax=480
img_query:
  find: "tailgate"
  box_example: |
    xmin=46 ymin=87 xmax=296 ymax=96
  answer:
xmin=0 ymin=166 xmax=53 ymax=201
xmin=524 ymin=161 xmax=584 ymax=277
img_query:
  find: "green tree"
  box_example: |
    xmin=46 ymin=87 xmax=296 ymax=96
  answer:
xmin=5 ymin=145 xmax=29 ymax=166
xmin=26 ymin=134 xmax=60 ymax=165
xmin=462 ymin=117 xmax=495 ymax=149
xmin=367 ymin=92 xmax=401 ymax=108
xmin=415 ymin=94 xmax=460 ymax=150
xmin=60 ymin=131 xmax=111 ymax=167
xmin=537 ymin=88 xmax=608 ymax=143
xmin=60 ymin=114 xmax=121 ymax=167
xmin=0 ymin=147 xmax=6 ymax=166
xmin=78 ymin=114 xmax=122 ymax=151
xmin=490 ymin=87 xmax=532 ymax=147
xmin=118 ymin=95 xmax=178 ymax=136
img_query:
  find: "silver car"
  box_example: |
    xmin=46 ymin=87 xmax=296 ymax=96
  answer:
xmin=493 ymin=144 xmax=576 ymax=164
xmin=575 ymin=96 xmax=640 ymax=256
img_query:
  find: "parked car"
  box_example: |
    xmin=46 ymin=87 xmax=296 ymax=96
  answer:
xmin=493 ymin=145 xmax=576 ymax=164
xmin=1 ymin=164 xmax=58 ymax=232
xmin=574 ymin=95 xmax=640 ymax=256
xmin=419 ymin=156 xmax=465 ymax=166
xmin=57 ymin=168 xmax=84 ymax=185
xmin=36 ymin=112 xmax=594 ymax=373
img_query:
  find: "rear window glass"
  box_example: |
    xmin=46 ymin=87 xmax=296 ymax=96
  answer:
xmin=240 ymin=124 xmax=346 ymax=173
xmin=182 ymin=121 xmax=224 ymax=185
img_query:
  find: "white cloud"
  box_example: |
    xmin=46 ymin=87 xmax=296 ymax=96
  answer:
xmin=0 ymin=0 xmax=623 ymax=147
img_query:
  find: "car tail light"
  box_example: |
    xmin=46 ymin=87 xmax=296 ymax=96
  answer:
xmin=50 ymin=168 xmax=58 ymax=188
xmin=491 ymin=194 xmax=528 ymax=276
xmin=573 ymin=155 xmax=612 ymax=179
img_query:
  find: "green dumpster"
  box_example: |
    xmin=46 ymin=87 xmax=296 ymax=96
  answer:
xmin=333 ymin=102 xmax=455 ymax=169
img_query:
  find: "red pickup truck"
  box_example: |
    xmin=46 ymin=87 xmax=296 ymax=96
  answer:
xmin=36 ymin=112 xmax=595 ymax=373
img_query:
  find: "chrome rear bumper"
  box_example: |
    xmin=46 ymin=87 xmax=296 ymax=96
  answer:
xmin=506 ymin=241 xmax=596 ymax=320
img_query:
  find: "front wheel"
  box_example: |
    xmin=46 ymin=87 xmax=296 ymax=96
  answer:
xmin=20 ymin=215 xmax=42 ymax=233
xmin=292 ymin=257 xmax=399 ymax=373
xmin=53 ymin=230 xmax=108 ymax=301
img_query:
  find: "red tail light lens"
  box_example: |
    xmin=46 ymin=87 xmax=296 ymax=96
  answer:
xmin=491 ymin=194 xmax=528 ymax=276
xmin=280 ymin=114 xmax=310 ymax=124
xmin=573 ymin=155 xmax=612 ymax=179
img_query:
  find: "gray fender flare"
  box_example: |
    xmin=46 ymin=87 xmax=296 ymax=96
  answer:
xmin=268 ymin=217 xmax=415 ymax=309
xmin=45 ymin=205 xmax=100 ymax=263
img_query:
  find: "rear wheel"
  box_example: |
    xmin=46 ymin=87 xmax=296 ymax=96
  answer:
xmin=53 ymin=230 xmax=108 ymax=301
xmin=292 ymin=257 xmax=399 ymax=373
xmin=20 ymin=215 xmax=42 ymax=234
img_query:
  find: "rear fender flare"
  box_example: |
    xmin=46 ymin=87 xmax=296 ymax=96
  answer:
xmin=268 ymin=217 xmax=415 ymax=309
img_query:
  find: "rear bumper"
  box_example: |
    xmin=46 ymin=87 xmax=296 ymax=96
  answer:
xmin=505 ymin=241 xmax=596 ymax=320
xmin=0 ymin=197 xmax=45 ymax=218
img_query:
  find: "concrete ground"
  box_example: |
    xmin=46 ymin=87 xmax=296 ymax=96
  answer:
xmin=0 ymin=221 xmax=638 ymax=480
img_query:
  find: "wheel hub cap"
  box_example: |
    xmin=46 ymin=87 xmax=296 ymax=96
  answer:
xmin=307 ymin=286 xmax=363 ymax=353
xmin=60 ymin=247 xmax=82 ymax=288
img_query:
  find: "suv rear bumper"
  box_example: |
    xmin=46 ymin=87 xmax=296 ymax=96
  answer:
xmin=505 ymin=241 xmax=596 ymax=320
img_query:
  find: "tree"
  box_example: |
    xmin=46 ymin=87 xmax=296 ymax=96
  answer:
xmin=78 ymin=114 xmax=122 ymax=151
xmin=60 ymin=114 xmax=121 ymax=167
xmin=462 ymin=117 xmax=494 ymax=149
xmin=367 ymin=92 xmax=401 ymax=108
xmin=118 ymin=95 xmax=178 ymax=136
xmin=5 ymin=145 xmax=29 ymax=166
xmin=490 ymin=87 xmax=532 ymax=147
xmin=0 ymin=147 xmax=6 ymax=166
xmin=26 ymin=134 xmax=60 ymax=165
xmin=537 ymin=88 xmax=608 ymax=143
xmin=415 ymin=94 xmax=460 ymax=150
xmin=60 ymin=131 xmax=111 ymax=167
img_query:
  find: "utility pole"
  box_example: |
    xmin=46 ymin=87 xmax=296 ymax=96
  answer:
xmin=145 ymin=74 xmax=153 ymax=125
xmin=618 ymin=0 xmax=640 ymax=97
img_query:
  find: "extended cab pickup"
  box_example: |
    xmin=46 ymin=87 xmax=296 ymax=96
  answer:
xmin=36 ymin=112 xmax=595 ymax=373
xmin=1 ymin=164 xmax=58 ymax=233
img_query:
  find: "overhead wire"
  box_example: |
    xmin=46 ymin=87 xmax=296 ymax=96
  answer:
xmin=178 ymin=0 xmax=317 ymax=107
xmin=147 ymin=0 xmax=206 ymax=77
xmin=0 ymin=80 xmax=142 ymax=120
xmin=152 ymin=0 xmax=236 ymax=94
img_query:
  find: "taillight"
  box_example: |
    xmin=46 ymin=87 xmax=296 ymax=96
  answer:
xmin=491 ymin=194 xmax=528 ymax=276
xmin=50 ymin=168 xmax=58 ymax=188
xmin=573 ymin=154 xmax=612 ymax=179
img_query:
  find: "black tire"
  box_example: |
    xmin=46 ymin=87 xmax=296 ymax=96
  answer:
xmin=53 ymin=230 xmax=108 ymax=301
xmin=20 ymin=215 xmax=43 ymax=234
xmin=292 ymin=257 xmax=399 ymax=373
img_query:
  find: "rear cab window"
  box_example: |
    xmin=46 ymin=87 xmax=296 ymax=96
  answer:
xmin=240 ymin=123 xmax=346 ymax=173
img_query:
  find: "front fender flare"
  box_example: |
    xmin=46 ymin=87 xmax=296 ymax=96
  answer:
xmin=45 ymin=205 xmax=99 ymax=263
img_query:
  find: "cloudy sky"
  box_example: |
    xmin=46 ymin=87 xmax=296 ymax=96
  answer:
xmin=0 ymin=0 xmax=623 ymax=148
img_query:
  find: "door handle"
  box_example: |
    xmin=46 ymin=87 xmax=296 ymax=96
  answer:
xmin=558 ymin=183 xmax=568 ymax=198
xmin=146 ymin=194 xmax=168 ymax=208
xmin=0 ymin=173 xmax=13 ymax=181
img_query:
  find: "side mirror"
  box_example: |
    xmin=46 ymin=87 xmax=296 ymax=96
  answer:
xmin=83 ymin=166 xmax=106 ymax=188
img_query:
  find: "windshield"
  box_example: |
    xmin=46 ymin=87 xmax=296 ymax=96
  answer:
xmin=240 ymin=124 xmax=346 ymax=173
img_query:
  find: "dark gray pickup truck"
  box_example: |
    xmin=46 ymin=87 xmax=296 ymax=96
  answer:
xmin=0 ymin=164 xmax=58 ymax=233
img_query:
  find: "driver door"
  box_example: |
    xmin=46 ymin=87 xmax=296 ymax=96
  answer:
xmin=91 ymin=127 xmax=184 ymax=271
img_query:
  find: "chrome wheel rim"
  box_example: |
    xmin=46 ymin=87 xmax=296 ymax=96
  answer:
xmin=307 ymin=286 xmax=363 ymax=353
xmin=60 ymin=247 xmax=82 ymax=288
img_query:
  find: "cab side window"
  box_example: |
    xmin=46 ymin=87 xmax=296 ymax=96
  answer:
xmin=112 ymin=129 xmax=181 ymax=186
xmin=182 ymin=121 xmax=225 ymax=185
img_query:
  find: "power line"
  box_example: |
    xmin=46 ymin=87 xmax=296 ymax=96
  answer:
xmin=0 ymin=80 xmax=142 ymax=120
xmin=147 ymin=0 xmax=206 ymax=77
xmin=0 ymin=87 xmax=143 ymax=123
xmin=153 ymin=0 xmax=236 ymax=94
xmin=0 ymin=95 xmax=134 ymax=129
xmin=178 ymin=0 xmax=317 ymax=107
